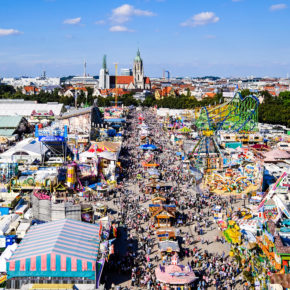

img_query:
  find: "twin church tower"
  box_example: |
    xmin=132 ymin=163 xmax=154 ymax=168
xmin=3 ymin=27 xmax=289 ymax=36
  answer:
xmin=99 ymin=49 xmax=151 ymax=90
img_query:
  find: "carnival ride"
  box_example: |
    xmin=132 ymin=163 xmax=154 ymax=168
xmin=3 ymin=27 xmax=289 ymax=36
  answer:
xmin=258 ymin=172 xmax=290 ymax=222
xmin=192 ymin=92 xmax=259 ymax=172
xmin=205 ymin=164 xmax=262 ymax=195
xmin=196 ymin=92 xmax=259 ymax=133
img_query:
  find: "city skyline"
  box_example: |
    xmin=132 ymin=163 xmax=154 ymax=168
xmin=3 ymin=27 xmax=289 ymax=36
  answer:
xmin=1 ymin=0 xmax=290 ymax=77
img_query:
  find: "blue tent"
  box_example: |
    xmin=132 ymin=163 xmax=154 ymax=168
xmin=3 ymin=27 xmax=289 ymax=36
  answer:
xmin=139 ymin=144 xmax=157 ymax=150
xmin=107 ymin=129 xmax=116 ymax=137
xmin=105 ymin=118 xmax=125 ymax=123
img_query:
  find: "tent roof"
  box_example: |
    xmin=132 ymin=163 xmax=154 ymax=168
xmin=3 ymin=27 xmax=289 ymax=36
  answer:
xmin=96 ymin=141 xmax=121 ymax=152
xmin=0 ymin=116 xmax=23 ymax=129
xmin=0 ymin=129 xmax=16 ymax=137
xmin=8 ymin=219 xmax=101 ymax=263
xmin=0 ymin=138 xmax=48 ymax=157
xmin=263 ymin=149 xmax=290 ymax=161
xmin=97 ymin=151 xmax=118 ymax=161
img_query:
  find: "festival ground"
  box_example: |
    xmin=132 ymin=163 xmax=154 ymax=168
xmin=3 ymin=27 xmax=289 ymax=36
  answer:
xmin=99 ymin=108 xmax=250 ymax=290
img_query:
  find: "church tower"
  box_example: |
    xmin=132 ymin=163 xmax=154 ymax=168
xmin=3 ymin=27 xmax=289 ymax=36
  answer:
xmin=133 ymin=49 xmax=144 ymax=89
xmin=99 ymin=55 xmax=110 ymax=89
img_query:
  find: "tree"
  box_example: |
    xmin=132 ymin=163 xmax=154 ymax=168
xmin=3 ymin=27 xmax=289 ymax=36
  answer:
xmin=240 ymin=89 xmax=251 ymax=98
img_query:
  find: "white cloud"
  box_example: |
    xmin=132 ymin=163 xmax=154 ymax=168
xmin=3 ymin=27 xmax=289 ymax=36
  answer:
xmin=109 ymin=25 xmax=134 ymax=32
xmin=111 ymin=4 xmax=155 ymax=24
xmin=269 ymin=4 xmax=287 ymax=11
xmin=0 ymin=28 xmax=21 ymax=36
xmin=95 ymin=20 xmax=105 ymax=25
xmin=63 ymin=17 xmax=81 ymax=24
xmin=181 ymin=12 xmax=220 ymax=27
xmin=205 ymin=34 xmax=216 ymax=39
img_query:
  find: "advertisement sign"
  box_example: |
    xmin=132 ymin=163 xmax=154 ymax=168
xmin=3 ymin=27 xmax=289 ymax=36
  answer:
xmin=38 ymin=136 xmax=65 ymax=142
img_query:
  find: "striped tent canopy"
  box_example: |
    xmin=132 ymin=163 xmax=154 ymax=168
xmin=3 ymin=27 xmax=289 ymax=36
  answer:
xmin=7 ymin=219 xmax=102 ymax=280
xmin=95 ymin=141 xmax=120 ymax=152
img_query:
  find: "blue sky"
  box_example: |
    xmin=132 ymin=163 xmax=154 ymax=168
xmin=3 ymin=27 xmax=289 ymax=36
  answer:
xmin=0 ymin=0 xmax=290 ymax=77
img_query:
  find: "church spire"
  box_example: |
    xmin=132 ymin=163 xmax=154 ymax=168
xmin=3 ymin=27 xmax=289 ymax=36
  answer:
xmin=135 ymin=48 xmax=142 ymax=62
xmin=102 ymin=55 xmax=107 ymax=70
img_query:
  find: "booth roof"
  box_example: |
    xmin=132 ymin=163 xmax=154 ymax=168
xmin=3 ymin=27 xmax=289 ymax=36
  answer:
xmin=155 ymin=264 xmax=197 ymax=285
xmin=159 ymin=241 xmax=180 ymax=252
xmin=263 ymin=149 xmax=290 ymax=162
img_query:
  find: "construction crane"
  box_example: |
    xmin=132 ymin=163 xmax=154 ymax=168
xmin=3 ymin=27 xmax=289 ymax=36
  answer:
xmin=114 ymin=63 xmax=118 ymax=108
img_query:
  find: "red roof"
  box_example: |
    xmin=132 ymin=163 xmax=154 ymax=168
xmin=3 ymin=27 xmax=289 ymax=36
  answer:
xmin=264 ymin=86 xmax=275 ymax=90
xmin=24 ymin=86 xmax=39 ymax=92
xmin=100 ymin=88 xmax=129 ymax=96
xmin=74 ymin=87 xmax=87 ymax=91
xmin=145 ymin=77 xmax=150 ymax=84
xmin=116 ymin=76 xmax=134 ymax=85
xmin=251 ymin=144 xmax=269 ymax=150
xmin=162 ymin=86 xmax=173 ymax=96
xmin=204 ymin=92 xmax=216 ymax=98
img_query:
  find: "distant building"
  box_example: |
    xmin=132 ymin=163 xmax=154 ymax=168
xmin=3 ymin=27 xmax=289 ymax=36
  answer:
xmin=99 ymin=55 xmax=110 ymax=90
xmin=2 ymin=75 xmax=60 ymax=89
xmin=22 ymin=86 xmax=39 ymax=95
xmin=65 ymin=61 xmax=99 ymax=88
xmin=99 ymin=49 xmax=151 ymax=90
xmin=65 ymin=76 xmax=98 ymax=88
xmin=155 ymin=86 xmax=177 ymax=99
xmin=223 ymin=91 xmax=235 ymax=101
xmin=133 ymin=90 xmax=151 ymax=102
xmin=133 ymin=48 xmax=147 ymax=89
xmin=57 ymin=106 xmax=103 ymax=134
xmin=62 ymin=87 xmax=88 ymax=98
xmin=120 ymin=68 xmax=133 ymax=76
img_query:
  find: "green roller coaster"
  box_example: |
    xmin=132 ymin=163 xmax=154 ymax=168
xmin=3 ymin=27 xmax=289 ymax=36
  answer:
xmin=192 ymin=92 xmax=259 ymax=171
xmin=196 ymin=92 xmax=259 ymax=133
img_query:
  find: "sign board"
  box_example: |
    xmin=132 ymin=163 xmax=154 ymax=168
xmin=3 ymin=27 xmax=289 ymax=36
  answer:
xmin=38 ymin=136 xmax=65 ymax=142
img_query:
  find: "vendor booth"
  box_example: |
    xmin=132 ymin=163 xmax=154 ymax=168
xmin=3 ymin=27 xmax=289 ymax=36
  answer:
xmin=155 ymin=264 xmax=197 ymax=289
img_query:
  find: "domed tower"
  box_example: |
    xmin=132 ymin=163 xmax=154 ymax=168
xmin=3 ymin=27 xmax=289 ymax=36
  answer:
xmin=133 ymin=49 xmax=144 ymax=89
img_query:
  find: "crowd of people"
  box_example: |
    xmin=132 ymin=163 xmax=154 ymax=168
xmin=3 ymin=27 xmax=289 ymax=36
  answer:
xmin=101 ymin=108 xmax=249 ymax=289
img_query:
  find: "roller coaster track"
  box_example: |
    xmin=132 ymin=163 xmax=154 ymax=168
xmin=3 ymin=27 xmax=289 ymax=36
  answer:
xmin=196 ymin=92 xmax=259 ymax=133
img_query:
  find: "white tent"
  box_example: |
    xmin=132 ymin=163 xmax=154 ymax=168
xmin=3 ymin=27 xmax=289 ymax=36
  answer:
xmin=97 ymin=151 xmax=118 ymax=161
xmin=0 ymin=138 xmax=48 ymax=163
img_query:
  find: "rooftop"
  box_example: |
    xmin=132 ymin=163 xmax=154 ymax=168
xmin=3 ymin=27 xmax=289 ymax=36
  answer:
xmin=9 ymin=219 xmax=101 ymax=263
xmin=0 ymin=116 xmax=23 ymax=129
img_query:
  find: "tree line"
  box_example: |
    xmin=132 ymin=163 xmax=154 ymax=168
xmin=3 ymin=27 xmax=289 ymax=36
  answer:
xmin=1 ymin=84 xmax=289 ymax=127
